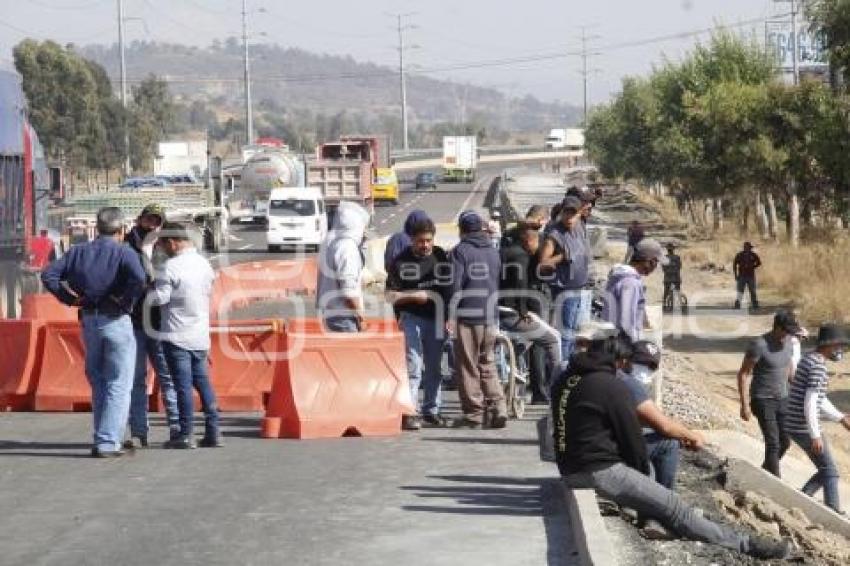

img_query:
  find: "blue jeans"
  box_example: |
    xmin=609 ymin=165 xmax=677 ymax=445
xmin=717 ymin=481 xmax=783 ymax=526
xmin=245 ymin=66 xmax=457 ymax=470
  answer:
xmin=645 ymin=433 xmax=680 ymax=490
xmin=789 ymin=432 xmax=841 ymax=512
xmin=162 ymin=343 xmax=220 ymax=440
xmin=81 ymin=313 xmax=136 ymax=452
xmin=556 ymin=293 xmax=584 ymax=363
xmin=129 ymin=327 xmax=180 ymax=438
xmin=399 ymin=312 xmax=444 ymax=416
xmin=324 ymin=316 xmax=359 ymax=333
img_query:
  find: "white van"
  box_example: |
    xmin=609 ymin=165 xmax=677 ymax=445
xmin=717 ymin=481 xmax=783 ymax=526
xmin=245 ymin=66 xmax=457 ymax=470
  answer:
xmin=266 ymin=187 xmax=327 ymax=252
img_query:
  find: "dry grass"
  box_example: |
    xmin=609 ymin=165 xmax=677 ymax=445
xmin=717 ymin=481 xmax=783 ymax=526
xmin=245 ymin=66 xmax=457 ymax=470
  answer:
xmin=690 ymin=232 xmax=850 ymax=323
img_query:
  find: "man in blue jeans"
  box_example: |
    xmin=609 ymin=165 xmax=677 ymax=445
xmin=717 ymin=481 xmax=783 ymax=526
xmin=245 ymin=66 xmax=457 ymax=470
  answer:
xmin=539 ymin=196 xmax=590 ymax=364
xmin=385 ymin=216 xmax=451 ymax=430
xmin=42 ymin=207 xmax=146 ymax=458
xmin=149 ymin=222 xmax=220 ymax=449
xmin=125 ymin=203 xmax=180 ymax=447
xmin=785 ymin=324 xmax=850 ymax=513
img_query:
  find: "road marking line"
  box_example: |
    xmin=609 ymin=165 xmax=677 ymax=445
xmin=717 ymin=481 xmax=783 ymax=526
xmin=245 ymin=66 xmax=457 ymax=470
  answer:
xmin=239 ymin=244 xmax=252 ymax=250
xmin=457 ymin=176 xmax=489 ymax=217
xmin=228 ymin=235 xmax=242 ymax=242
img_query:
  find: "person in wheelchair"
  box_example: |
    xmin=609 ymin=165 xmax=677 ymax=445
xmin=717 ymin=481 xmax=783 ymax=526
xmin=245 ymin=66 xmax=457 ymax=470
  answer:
xmin=499 ymin=221 xmax=562 ymax=405
xmin=662 ymin=243 xmax=682 ymax=309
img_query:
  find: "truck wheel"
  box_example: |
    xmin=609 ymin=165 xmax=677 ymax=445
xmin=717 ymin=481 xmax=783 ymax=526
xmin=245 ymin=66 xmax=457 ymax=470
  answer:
xmin=0 ymin=268 xmax=23 ymax=319
xmin=205 ymin=219 xmax=223 ymax=253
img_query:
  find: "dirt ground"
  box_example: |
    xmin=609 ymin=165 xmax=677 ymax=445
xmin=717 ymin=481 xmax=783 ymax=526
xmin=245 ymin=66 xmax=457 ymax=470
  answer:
xmin=656 ymin=251 xmax=850 ymax=479
xmin=592 ymin=184 xmax=850 ymax=478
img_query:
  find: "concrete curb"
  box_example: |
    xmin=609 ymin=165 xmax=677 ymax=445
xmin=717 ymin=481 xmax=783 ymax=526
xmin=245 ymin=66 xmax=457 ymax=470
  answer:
xmin=724 ymin=457 xmax=850 ymax=539
xmin=561 ymin=483 xmax=619 ymax=566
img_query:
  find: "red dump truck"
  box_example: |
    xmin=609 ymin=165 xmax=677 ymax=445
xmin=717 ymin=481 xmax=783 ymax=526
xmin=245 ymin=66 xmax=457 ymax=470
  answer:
xmin=1 ymin=67 xmax=62 ymax=318
xmin=307 ymin=136 xmax=391 ymax=215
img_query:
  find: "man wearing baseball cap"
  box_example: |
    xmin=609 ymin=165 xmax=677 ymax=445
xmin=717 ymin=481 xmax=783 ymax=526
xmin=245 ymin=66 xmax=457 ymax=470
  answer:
xmin=737 ymin=310 xmax=800 ymax=478
xmin=449 ymin=210 xmax=507 ymax=429
xmin=124 ymin=203 xmax=181 ymax=447
xmin=785 ymin=324 xmax=850 ymax=513
xmin=602 ymin=238 xmax=668 ymax=342
xmin=539 ymin=195 xmax=592 ymax=363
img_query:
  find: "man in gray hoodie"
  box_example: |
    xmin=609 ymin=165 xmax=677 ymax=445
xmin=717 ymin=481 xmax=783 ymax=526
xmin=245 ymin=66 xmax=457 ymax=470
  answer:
xmin=602 ymin=238 xmax=667 ymax=342
xmin=317 ymin=201 xmax=371 ymax=332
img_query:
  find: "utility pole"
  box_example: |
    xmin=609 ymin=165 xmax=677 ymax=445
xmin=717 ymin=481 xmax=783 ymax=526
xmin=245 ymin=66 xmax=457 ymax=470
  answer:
xmin=791 ymin=0 xmax=799 ymax=85
xmin=242 ymin=0 xmax=254 ymax=146
xmin=397 ymin=15 xmax=409 ymax=153
xmin=578 ymin=26 xmax=601 ymax=126
xmin=390 ymin=13 xmax=417 ymax=153
xmin=117 ymin=0 xmax=130 ymax=176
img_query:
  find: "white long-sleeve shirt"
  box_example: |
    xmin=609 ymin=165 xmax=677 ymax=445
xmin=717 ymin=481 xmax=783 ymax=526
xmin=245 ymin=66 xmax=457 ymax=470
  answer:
xmin=786 ymin=351 xmax=845 ymax=439
xmin=148 ymin=247 xmax=215 ymax=351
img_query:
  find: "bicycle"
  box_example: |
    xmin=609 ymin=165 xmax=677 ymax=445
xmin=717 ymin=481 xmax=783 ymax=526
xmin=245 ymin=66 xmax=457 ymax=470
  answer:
xmin=662 ymin=282 xmax=689 ymax=315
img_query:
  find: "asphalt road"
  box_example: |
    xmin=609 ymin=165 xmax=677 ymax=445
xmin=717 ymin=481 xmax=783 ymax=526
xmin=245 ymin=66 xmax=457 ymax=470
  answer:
xmin=0 ymin=158 xmax=579 ymax=566
xmin=209 ymin=161 xmax=536 ymax=270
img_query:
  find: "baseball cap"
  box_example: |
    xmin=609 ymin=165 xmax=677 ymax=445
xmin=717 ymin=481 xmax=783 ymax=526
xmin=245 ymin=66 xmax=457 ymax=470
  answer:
xmin=566 ymin=185 xmax=595 ymax=204
xmin=632 ymin=340 xmax=661 ymax=371
xmin=632 ymin=238 xmax=669 ymax=265
xmin=774 ymin=310 xmax=802 ymax=335
xmin=458 ymin=210 xmax=483 ymax=232
xmin=743 ymin=241 xmax=754 ymax=249
xmin=561 ymin=195 xmax=583 ymax=212
xmin=140 ymin=203 xmax=165 ymax=219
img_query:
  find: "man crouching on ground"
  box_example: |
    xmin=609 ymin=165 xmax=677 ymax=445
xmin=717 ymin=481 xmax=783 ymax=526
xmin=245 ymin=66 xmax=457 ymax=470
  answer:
xmin=148 ymin=222 xmax=221 ymax=449
xmin=552 ymin=332 xmax=792 ymax=560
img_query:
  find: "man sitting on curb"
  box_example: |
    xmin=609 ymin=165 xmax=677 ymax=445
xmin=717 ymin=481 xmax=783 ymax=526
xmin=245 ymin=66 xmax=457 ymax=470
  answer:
xmin=785 ymin=324 xmax=850 ymax=514
xmin=552 ymin=332 xmax=792 ymax=560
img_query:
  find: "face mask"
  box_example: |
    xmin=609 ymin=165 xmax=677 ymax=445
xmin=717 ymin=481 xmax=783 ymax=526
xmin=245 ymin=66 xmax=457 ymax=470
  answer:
xmin=631 ymin=364 xmax=654 ymax=386
xmin=828 ymin=349 xmax=844 ymax=363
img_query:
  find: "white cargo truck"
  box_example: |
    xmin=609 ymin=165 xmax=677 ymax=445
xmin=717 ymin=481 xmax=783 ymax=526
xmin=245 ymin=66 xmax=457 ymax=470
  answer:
xmin=564 ymin=128 xmax=585 ymax=152
xmin=442 ymin=136 xmax=478 ymax=183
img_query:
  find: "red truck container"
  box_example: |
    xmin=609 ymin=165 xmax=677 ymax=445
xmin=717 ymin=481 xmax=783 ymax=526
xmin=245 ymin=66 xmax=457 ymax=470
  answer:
xmin=1 ymin=67 xmax=60 ymax=318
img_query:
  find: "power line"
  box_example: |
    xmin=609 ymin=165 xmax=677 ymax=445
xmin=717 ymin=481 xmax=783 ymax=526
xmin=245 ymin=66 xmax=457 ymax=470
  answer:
xmin=107 ymin=13 xmax=793 ymax=86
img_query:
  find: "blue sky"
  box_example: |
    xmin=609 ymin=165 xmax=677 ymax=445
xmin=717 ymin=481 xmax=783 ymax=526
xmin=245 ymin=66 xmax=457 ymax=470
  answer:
xmin=0 ymin=0 xmax=793 ymax=104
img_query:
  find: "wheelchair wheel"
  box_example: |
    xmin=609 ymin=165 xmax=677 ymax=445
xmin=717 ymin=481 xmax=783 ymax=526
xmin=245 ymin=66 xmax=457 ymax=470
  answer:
xmin=680 ymin=293 xmax=689 ymax=316
xmin=663 ymin=290 xmax=674 ymax=313
xmin=494 ymin=333 xmax=524 ymax=419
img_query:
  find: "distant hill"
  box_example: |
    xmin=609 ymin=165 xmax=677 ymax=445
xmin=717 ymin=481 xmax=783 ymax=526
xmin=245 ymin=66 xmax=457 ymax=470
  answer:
xmin=78 ymin=39 xmax=581 ymax=145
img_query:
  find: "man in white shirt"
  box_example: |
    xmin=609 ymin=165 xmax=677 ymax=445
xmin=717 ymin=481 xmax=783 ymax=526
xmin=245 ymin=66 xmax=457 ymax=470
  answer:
xmin=149 ymin=222 xmax=220 ymax=449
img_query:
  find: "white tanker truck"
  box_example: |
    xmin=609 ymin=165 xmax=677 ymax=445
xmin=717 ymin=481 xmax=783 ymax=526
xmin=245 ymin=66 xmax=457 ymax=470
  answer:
xmin=228 ymin=150 xmax=306 ymax=223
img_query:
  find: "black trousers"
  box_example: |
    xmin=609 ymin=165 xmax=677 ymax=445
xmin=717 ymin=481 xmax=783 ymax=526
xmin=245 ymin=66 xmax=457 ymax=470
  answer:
xmin=750 ymin=396 xmax=791 ymax=478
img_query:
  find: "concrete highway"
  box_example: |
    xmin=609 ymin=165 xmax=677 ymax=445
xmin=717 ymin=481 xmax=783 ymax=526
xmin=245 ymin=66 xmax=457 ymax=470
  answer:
xmin=209 ymin=161 xmax=537 ymax=269
xmin=0 ymin=157 xmax=579 ymax=566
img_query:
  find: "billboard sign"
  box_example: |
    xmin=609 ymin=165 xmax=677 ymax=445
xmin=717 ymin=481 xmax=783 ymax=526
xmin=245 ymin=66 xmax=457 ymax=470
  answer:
xmin=765 ymin=20 xmax=828 ymax=70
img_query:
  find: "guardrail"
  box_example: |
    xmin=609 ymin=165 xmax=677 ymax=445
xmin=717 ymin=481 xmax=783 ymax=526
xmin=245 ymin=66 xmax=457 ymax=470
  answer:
xmin=391 ymin=145 xmax=580 ymax=162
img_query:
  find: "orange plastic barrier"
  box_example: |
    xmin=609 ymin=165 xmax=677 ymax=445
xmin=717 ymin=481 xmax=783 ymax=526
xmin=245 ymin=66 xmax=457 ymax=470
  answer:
xmin=207 ymin=320 xmax=287 ymax=411
xmin=260 ymin=318 xmax=412 ymax=439
xmin=211 ymin=259 xmax=318 ymax=318
xmin=20 ymin=293 xmax=77 ymax=321
xmin=0 ymin=320 xmax=45 ymax=410
xmin=31 ymin=321 xmax=90 ymax=411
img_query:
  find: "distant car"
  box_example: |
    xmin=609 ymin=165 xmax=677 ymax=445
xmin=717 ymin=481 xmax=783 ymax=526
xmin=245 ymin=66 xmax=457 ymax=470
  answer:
xmin=415 ymin=172 xmax=438 ymax=190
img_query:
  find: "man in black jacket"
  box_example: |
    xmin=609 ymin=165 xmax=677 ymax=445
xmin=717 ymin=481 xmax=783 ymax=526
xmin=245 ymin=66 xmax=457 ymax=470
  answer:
xmin=552 ymin=336 xmax=792 ymax=560
xmin=499 ymin=221 xmax=561 ymax=404
xmin=125 ymin=204 xmax=180 ymax=447
xmin=449 ymin=210 xmax=506 ymax=429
